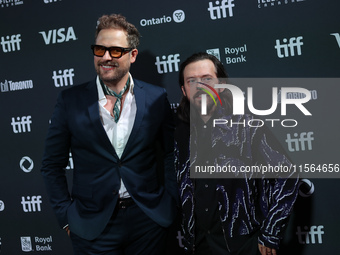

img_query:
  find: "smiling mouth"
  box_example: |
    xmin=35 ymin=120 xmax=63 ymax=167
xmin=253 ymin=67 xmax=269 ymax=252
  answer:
xmin=101 ymin=65 xmax=115 ymax=70
xmin=100 ymin=62 xmax=118 ymax=70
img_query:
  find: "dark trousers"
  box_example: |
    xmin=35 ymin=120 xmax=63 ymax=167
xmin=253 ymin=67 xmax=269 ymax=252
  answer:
xmin=70 ymin=202 xmax=167 ymax=255
xmin=194 ymin=230 xmax=261 ymax=255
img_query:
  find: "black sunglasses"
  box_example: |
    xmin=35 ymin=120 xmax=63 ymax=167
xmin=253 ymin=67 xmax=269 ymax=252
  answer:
xmin=91 ymin=45 xmax=133 ymax=58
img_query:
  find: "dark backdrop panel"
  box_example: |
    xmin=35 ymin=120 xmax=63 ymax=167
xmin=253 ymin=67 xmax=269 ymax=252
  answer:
xmin=0 ymin=0 xmax=339 ymax=254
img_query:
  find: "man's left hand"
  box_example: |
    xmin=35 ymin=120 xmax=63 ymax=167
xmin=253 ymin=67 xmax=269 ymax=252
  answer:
xmin=258 ymin=243 xmax=277 ymax=255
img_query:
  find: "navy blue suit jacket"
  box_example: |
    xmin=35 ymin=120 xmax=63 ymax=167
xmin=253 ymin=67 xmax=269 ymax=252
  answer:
xmin=41 ymin=78 xmax=178 ymax=240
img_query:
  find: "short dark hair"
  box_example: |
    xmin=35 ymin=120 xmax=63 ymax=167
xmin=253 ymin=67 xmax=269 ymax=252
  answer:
xmin=178 ymin=52 xmax=228 ymax=87
xmin=177 ymin=52 xmax=232 ymax=123
xmin=95 ymin=14 xmax=140 ymax=49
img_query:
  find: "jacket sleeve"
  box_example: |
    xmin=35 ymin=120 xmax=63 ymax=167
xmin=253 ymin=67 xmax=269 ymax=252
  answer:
xmin=41 ymin=91 xmax=73 ymax=228
xmin=252 ymin=124 xmax=299 ymax=250
xmin=159 ymin=89 xmax=180 ymax=205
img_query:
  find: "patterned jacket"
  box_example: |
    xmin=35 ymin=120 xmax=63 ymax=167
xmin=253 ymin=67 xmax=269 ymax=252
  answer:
xmin=175 ymin=108 xmax=299 ymax=252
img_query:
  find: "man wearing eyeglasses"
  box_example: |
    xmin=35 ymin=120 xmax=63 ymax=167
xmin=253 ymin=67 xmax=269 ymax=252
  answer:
xmin=175 ymin=52 xmax=298 ymax=255
xmin=41 ymin=14 xmax=178 ymax=255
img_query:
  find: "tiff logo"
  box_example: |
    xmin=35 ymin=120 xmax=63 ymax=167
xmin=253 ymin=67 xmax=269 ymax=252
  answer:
xmin=296 ymin=225 xmax=324 ymax=244
xmin=275 ymin=36 xmax=303 ymax=58
xmin=11 ymin=116 xmax=32 ymax=133
xmin=285 ymin=131 xmax=314 ymax=152
xmin=21 ymin=196 xmax=42 ymax=212
xmin=52 ymin=68 xmax=74 ymax=87
xmin=330 ymin=33 xmax=340 ymax=48
xmin=208 ymin=0 xmax=235 ymax=20
xmin=0 ymin=34 xmax=21 ymax=53
xmin=39 ymin=27 xmax=77 ymax=45
xmin=155 ymin=54 xmax=180 ymax=74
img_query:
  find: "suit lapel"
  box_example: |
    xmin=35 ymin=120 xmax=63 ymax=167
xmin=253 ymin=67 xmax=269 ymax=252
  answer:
xmin=85 ymin=80 xmax=118 ymax=158
xmin=122 ymin=80 xmax=145 ymax=159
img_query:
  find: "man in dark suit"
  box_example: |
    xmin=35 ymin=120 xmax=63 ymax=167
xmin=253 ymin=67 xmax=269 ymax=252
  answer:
xmin=41 ymin=14 xmax=178 ymax=255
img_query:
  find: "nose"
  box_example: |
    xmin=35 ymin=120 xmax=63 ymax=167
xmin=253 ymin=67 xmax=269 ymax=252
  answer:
xmin=196 ymin=80 xmax=205 ymax=89
xmin=102 ymin=50 xmax=112 ymax=60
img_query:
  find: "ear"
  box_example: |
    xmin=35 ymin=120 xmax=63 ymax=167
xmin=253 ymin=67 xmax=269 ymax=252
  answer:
xmin=181 ymin=86 xmax=187 ymax=97
xmin=130 ymin=49 xmax=138 ymax=63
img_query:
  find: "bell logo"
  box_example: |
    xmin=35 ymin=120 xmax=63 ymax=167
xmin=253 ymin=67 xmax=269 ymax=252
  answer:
xmin=39 ymin=26 xmax=77 ymax=45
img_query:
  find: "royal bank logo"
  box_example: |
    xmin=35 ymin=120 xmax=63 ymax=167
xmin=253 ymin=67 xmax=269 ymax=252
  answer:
xmin=140 ymin=9 xmax=185 ymax=27
xmin=225 ymin=44 xmax=247 ymax=64
xmin=206 ymin=48 xmax=221 ymax=61
xmin=258 ymin=0 xmax=306 ymax=8
xmin=20 ymin=236 xmax=53 ymax=252
xmin=21 ymin=237 xmax=33 ymax=252
xmin=206 ymin=45 xmax=248 ymax=65
xmin=0 ymin=79 xmax=33 ymax=93
xmin=0 ymin=0 xmax=24 ymax=8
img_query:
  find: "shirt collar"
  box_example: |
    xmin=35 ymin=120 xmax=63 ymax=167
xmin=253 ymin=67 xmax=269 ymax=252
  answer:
xmin=96 ymin=73 xmax=134 ymax=101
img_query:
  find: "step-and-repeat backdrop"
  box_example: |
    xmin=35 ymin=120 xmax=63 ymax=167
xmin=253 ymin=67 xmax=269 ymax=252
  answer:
xmin=1 ymin=0 xmax=339 ymax=254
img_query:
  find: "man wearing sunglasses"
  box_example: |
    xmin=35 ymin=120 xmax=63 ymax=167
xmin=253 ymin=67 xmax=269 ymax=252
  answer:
xmin=41 ymin=14 xmax=178 ymax=255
